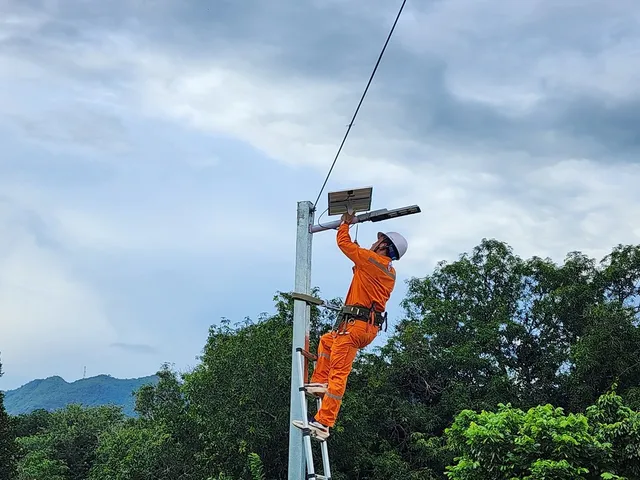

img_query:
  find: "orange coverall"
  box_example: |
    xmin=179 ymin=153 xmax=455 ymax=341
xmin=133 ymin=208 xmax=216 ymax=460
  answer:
xmin=311 ymin=222 xmax=396 ymax=427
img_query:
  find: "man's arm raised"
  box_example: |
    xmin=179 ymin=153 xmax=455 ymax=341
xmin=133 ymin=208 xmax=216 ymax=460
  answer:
xmin=336 ymin=215 xmax=367 ymax=266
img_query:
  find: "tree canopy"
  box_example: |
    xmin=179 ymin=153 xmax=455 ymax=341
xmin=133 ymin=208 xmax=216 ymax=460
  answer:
xmin=0 ymin=357 xmax=18 ymax=479
xmin=3 ymin=239 xmax=640 ymax=479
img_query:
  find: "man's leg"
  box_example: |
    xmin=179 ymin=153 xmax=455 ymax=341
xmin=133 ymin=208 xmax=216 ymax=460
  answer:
xmin=292 ymin=331 xmax=335 ymax=440
xmin=314 ymin=331 xmax=359 ymax=428
xmin=306 ymin=331 xmax=333 ymax=396
xmin=294 ymin=323 xmax=377 ymax=439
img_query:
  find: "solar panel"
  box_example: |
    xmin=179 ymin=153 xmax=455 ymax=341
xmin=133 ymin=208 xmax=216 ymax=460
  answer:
xmin=327 ymin=186 xmax=373 ymax=216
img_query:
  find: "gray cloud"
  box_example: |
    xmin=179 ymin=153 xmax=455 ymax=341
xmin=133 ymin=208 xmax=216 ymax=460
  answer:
xmin=4 ymin=0 xmax=638 ymax=172
xmin=10 ymin=107 xmax=131 ymax=152
xmin=1 ymin=1 xmax=638 ymax=233
xmin=3 ymin=0 xmax=638 ymax=199
xmin=141 ymin=0 xmax=640 ymax=168
xmin=390 ymin=60 xmax=640 ymax=165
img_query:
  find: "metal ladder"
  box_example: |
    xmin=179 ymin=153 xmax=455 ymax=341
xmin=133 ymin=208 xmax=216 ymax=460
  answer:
xmin=294 ymin=346 xmax=332 ymax=480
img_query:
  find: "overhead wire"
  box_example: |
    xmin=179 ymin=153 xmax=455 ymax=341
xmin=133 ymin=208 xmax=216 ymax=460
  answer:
xmin=312 ymin=0 xmax=408 ymax=210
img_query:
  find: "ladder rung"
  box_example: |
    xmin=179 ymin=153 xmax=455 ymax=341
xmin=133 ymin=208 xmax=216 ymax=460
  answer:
xmin=296 ymin=347 xmax=318 ymax=362
xmin=292 ymin=292 xmax=324 ymax=306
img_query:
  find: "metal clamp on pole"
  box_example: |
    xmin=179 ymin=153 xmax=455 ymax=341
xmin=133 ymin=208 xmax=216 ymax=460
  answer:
xmin=291 ymin=292 xmax=324 ymax=306
xmin=291 ymin=292 xmax=342 ymax=312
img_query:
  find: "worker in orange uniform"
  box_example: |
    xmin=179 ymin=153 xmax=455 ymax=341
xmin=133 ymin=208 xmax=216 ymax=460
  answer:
xmin=292 ymin=211 xmax=408 ymax=441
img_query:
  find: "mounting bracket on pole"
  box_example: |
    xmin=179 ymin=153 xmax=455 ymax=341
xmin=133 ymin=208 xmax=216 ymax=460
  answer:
xmin=291 ymin=292 xmax=324 ymax=306
xmin=291 ymin=292 xmax=342 ymax=312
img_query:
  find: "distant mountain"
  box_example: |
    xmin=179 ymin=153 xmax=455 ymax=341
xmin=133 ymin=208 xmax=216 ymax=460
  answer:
xmin=3 ymin=374 xmax=159 ymax=417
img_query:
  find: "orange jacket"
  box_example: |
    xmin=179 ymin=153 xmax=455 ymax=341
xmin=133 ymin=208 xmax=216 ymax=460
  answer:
xmin=337 ymin=222 xmax=396 ymax=312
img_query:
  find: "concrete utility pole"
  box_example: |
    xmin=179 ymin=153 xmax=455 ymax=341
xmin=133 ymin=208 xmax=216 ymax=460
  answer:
xmin=287 ymin=201 xmax=315 ymax=480
xmin=287 ymin=188 xmax=420 ymax=479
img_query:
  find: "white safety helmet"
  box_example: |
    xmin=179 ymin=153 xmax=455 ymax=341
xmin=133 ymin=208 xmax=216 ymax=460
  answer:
xmin=378 ymin=231 xmax=408 ymax=260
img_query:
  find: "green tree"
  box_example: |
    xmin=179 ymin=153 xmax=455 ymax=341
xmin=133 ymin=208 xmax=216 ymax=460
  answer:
xmin=568 ymin=245 xmax=640 ymax=410
xmin=568 ymin=302 xmax=640 ymax=410
xmin=586 ymin=388 xmax=640 ymax=479
xmin=89 ymin=420 xmax=181 ymax=480
xmin=16 ymin=435 xmax=69 ymax=480
xmin=12 ymin=409 xmax=52 ymax=438
xmin=183 ymin=311 xmax=295 ymax=479
xmin=0 ymin=357 xmax=18 ymax=480
xmin=132 ymin=363 xmax=204 ymax=479
xmin=351 ymin=240 xmax=640 ymax=478
xmin=444 ymin=389 xmax=640 ymax=479
xmin=393 ymin=240 xmax=601 ymax=414
xmin=16 ymin=404 xmax=124 ymax=480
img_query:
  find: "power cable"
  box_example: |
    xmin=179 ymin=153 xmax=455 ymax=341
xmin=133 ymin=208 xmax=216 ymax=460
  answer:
xmin=315 ymin=207 xmax=330 ymax=229
xmin=313 ymin=0 xmax=408 ymax=209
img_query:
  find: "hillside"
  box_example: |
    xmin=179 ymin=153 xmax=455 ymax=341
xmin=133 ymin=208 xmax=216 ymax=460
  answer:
xmin=3 ymin=374 xmax=158 ymax=417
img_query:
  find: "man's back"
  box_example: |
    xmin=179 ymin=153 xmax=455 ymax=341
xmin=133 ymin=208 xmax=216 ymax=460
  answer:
xmin=336 ymin=223 xmax=396 ymax=311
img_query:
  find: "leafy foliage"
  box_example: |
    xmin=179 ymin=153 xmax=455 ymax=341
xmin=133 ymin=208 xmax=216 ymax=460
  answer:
xmin=445 ymin=388 xmax=640 ymax=479
xmin=89 ymin=420 xmax=182 ymax=480
xmin=5 ymin=240 xmax=640 ymax=479
xmin=0 ymin=357 xmax=18 ymax=479
xmin=16 ymin=435 xmax=70 ymax=480
xmin=15 ymin=404 xmax=124 ymax=480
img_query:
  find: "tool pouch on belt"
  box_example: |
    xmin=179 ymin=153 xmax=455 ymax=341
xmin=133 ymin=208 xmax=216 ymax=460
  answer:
xmin=336 ymin=304 xmax=388 ymax=332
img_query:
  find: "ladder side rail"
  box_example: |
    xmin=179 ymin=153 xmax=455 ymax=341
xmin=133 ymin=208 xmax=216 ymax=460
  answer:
xmin=296 ymin=349 xmax=317 ymax=478
xmin=316 ymin=396 xmax=332 ymax=479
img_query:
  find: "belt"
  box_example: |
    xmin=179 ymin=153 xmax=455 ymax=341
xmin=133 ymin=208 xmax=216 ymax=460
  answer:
xmin=337 ymin=304 xmax=388 ymax=331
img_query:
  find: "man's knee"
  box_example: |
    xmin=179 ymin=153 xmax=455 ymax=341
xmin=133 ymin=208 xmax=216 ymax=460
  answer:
xmin=319 ymin=331 xmax=333 ymax=346
xmin=328 ymin=373 xmax=349 ymax=393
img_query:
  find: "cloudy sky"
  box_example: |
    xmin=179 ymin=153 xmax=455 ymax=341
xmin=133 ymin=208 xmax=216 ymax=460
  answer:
xmin=1 ymin=0 xmax=639 ymax=390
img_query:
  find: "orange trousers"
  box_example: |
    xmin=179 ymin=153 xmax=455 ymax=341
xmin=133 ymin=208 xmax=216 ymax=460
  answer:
xmin=310 ymin=319 xmax=378 ymax=427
